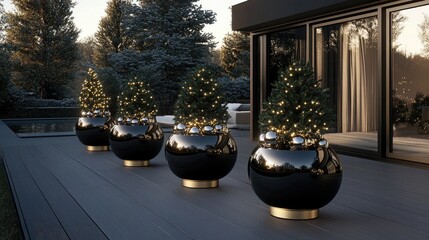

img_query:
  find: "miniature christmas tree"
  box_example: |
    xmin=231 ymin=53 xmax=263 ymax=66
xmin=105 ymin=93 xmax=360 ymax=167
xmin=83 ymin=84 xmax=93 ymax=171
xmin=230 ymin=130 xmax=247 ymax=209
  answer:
xmin=392 ymin=90 xmax=409 ymax=126
xmin=173 ymin=66 xmax=229 ymax=129
xmin=259 ymin=61 xmax=334 ymax=149
xmin=410 ymin=91 xmax=429 ymax=133
xmin=117 ymin=80 xmax=158 ymax=124
xmin=79 ymin=68 xmax=110 ymax=117
xmin=410 ymin=91 xmax=428 ymax=126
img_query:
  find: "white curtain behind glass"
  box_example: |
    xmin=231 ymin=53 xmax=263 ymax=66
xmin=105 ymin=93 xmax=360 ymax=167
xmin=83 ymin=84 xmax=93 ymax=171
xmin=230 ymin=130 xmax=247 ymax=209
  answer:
xmin=340 ymin=23 xmax=378 ymax=132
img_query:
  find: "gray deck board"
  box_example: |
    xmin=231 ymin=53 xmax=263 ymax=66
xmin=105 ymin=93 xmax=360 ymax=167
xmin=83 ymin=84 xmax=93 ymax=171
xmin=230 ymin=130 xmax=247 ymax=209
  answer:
xmin=9 ymin=146 xmax=108 ymax=240
xmin=57 ymin=139 xmax=275 ymax=240
xmin=1 ymin=126 xmax=429 ymax=240
xmin=3 ymin=147 xmax=69 ymax=240
xmin=33 ymin=143 xmax=192 ymax=240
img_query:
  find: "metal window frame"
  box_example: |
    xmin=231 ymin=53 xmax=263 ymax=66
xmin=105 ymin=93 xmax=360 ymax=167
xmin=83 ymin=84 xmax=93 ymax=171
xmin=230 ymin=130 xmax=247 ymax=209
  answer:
xmin=385 ymin=1 xmax=429 ymax=164
xmin=249 ymin=0 xmax=429 ymax=164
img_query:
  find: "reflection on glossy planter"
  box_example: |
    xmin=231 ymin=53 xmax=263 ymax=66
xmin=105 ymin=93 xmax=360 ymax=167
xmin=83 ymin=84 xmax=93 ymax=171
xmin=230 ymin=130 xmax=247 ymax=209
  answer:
xmin=248 ymin=146 xmax=342 ymax=220
xmin=165 ymin=132 xmax=237 ymax=188
xmin=109 ymin=123 xmax=164 ymax=167
xmin=76 ymin=117 xmax=113 ymax=151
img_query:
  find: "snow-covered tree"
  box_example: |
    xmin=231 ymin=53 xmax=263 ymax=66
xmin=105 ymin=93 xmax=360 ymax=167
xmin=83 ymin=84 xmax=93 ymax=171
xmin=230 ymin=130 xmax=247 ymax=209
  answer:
xmin=114 ymin=0 xmax=216 ymax=114
xmin=6 ymin=0 xmax=79 ymax=99
xmin=94 ymin=0 xmax=132 ymax=68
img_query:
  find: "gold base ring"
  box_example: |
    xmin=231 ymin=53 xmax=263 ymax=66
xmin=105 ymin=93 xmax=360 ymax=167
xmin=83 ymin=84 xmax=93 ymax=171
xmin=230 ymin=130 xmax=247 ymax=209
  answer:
xmin=182 ymin=179 xmax=218 ymax=188
xmin=270 ymin=207 xmax=318 ymax=220
xmin=123 ymin=160 xmax=150 ymax=167
xmin=87 ymin=145 xmax=109 ymax=151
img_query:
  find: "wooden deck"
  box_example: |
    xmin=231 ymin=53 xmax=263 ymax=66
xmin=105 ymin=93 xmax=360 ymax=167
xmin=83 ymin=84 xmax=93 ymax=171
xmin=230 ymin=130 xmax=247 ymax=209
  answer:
xmin=1 ymin=120 xmax=429 ymax=240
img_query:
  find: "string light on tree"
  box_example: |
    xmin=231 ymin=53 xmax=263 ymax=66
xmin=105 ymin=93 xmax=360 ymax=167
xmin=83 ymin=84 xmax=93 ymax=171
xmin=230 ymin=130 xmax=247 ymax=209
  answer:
xmin=79 ymin=68 xmax=110 ymax=117
xmin=117 ymin=79 xmax=158 ymax=125
xmin=173 ymin=66 xmax=229 ymax=134
xmin=258 ymin=61 xmax=334 ymax=149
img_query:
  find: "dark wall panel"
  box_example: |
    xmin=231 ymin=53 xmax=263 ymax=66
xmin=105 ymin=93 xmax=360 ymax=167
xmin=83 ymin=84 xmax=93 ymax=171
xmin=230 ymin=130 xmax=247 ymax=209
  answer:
xmin=232 ymin=0 xmax=385 ymax=31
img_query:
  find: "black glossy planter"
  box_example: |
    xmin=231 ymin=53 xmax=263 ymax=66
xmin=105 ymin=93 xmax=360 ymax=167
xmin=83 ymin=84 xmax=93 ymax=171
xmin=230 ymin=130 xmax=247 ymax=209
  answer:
xmin=249 ymin=146 xmax=342 ymax=220
xmin=165 ymin=133 xmax=237 ymax=188
xmin=76 ymin=117 xmax=113 ymax=151
xmin=109 ymin=124 xmax=164 ymax=167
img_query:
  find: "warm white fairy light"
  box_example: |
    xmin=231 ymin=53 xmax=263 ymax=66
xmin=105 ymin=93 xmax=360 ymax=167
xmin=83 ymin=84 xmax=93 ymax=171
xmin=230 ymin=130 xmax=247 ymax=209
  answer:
xmin=259 ymin=62 xmax=333 ymax=148
xmin=79 ymin=68 xmax=110 ymax=117
xmin=174 ymin=68 xmax=228 ymax=131
xmin=117 ymin=80 xmax=158 ymax=125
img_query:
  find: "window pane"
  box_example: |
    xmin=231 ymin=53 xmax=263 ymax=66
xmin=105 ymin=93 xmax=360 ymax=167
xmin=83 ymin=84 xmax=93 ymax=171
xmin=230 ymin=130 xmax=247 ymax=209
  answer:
xmin=315 ymin=17 xmax=379 ymax=152
xmin=391 ymin=5 xmax=429 ymax=162
xmin=267 ymin=27 xmax=306 ymax=96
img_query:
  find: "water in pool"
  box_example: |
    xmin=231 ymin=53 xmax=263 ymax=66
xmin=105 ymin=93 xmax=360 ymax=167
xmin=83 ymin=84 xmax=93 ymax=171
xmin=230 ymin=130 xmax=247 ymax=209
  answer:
xmin=4 ymin=118 xmax=77 ymax=137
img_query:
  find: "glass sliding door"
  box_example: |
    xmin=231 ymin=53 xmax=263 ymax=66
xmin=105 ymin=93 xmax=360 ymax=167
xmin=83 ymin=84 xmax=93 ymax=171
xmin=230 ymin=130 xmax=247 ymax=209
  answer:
xmin=267 ymin=27 xmax=306 ymax=97
xmin=252 ymin=27 xmax=306 ymax=139
xmin=390 ymin=4 xmax=429 ymax=163
xmin=315 ymin=16 xmax=379 ymax=152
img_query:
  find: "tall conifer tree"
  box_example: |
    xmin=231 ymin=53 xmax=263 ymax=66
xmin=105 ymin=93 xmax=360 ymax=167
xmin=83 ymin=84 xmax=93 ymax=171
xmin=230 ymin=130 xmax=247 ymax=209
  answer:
xmin=6 ymin=0 xmax=79 ymax=99
xmin=94 ymin=0 xmax=132 ymax=68
xmin=0 ymin=0 xmax=5 ymax=42
xmin=0 ymin=0 xmax=11 ymax=109
xmin=117 ymin=0 xmax=216 ymax=114
xmin=221 ymin=31 xmax=250 ymax=78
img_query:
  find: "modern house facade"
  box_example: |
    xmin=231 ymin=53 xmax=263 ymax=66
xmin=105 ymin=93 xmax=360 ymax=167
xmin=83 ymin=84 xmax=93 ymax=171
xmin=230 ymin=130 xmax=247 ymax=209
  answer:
xmin=232 ymin=0 xmax=429 ymax=164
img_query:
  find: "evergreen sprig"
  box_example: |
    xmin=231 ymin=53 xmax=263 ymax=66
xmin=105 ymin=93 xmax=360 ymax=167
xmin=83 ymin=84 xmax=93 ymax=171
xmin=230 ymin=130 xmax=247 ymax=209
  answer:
xmin=79 ymin=68 xmax=110 ymax=113
xmin=173 ymin=66 xmax=228 ymax=128
xmin=392 ymin=90 xmax=409 ymax=125
xmin=259 ymin=62 xmax=334 ymax=147
xmin=117 ymin=80 xmax=158 ymax=120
